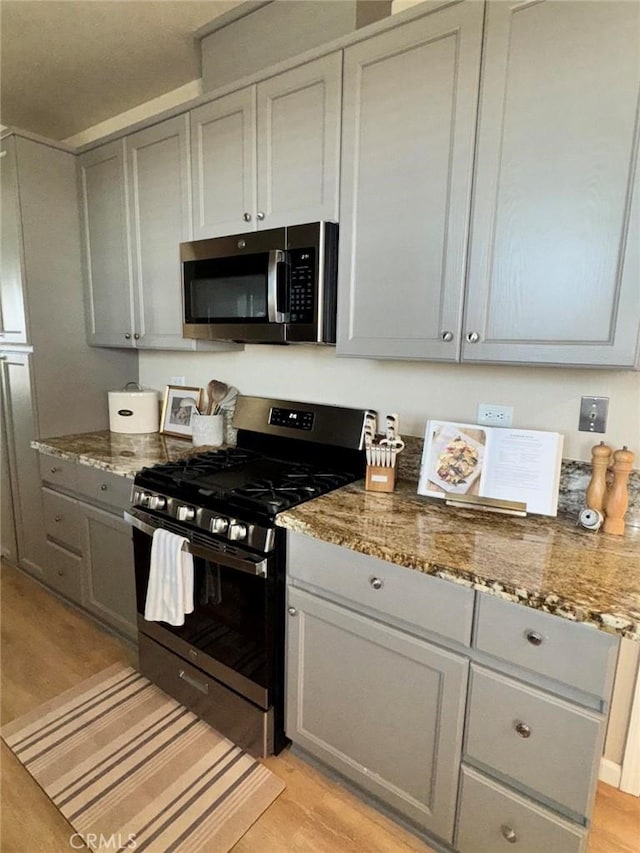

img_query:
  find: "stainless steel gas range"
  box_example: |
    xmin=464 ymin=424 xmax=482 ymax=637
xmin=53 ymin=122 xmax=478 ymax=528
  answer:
xmin=125 ymin=396 xmax=368 ymax=757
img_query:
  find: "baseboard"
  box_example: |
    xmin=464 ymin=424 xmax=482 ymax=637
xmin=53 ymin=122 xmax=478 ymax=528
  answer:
xmin=599 ymin=757 xmax=622 ymax=788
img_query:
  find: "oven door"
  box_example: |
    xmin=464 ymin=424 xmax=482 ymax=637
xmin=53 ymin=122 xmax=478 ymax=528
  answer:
xmin=182 ymin=234 xmax=290 ymax=343
xmin=128 ymin=512 xmax=278 ymax=711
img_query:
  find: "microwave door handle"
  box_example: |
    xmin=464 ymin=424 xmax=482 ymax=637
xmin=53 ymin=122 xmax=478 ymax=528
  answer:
xmin=266 ymin=250 xmax=289 ymax=323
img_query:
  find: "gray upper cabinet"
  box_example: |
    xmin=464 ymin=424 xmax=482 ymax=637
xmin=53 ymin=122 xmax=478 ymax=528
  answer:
xmin=191 ymin=53 xmax=341 ymax=239
xmin=337 ymin=2 xmax=484 ymax=360
xmin=78 ymin=140 xmax=134 ymax=347
xmin=127 ymin=115 xmax=192 ymax=349
xmin=462 ymin=0 xmax=640 ymax=368
xmin=256 ymin=52 xmax=341 ymax=229
xmin=0 ymin=137 xmax=29 ymax=345
xmin=191 ymin=87 xmax=257 ymax=239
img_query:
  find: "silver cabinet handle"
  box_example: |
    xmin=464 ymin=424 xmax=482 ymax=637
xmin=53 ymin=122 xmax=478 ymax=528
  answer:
xmin=369 ymin=577 xmax=384 ymax=590
xmin=54 ymin=514 xmax=62 ymax=522
xmin=500 ymin=824 xmax=518 ymax=843
xmin=133 ymin=333 xmax=140 ymax=340
xmin=178 ymin=668 xmax=208 ymax=694
xmin=257 ymin=211 xmax=265 ymax=221
xmin=124 ymin=333 xmax=131 ymax=340
xmin=50 ymin=466 xmax=58 ymax=474
xmin=526 ymin=630 xmax=543 ymax=646
xmin=466 ymin=331 xmax=480 ymax=343
xmin=514 ymin=721 xmax=531 ymax=738
xmin=441 ymin=331 xmax=454 ymax=342
xmin=288 ymin=607 xmax=297 ymax=616
xmin=100 ymin=483 xmax=108 ymax=491
xmin=243 ymin=212 xmax=252 ymax=222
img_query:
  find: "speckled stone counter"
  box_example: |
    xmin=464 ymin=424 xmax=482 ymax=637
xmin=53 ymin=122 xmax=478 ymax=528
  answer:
xmin=32 ymin=431 xmax=206 ymax=478
xmin=276 ymin=480 xmax=640 ymax=641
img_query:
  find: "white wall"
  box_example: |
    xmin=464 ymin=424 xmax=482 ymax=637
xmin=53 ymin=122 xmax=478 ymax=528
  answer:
xmin=138 ymin=347 xmax=640 ymax=461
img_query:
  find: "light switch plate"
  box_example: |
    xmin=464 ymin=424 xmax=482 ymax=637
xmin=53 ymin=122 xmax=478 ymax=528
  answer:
xmin=579 ymin=396 xmax=608 ymax=433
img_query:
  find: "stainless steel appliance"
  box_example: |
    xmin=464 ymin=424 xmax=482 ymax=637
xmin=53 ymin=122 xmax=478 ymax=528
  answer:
xmin=181 ymin=222 xmax=338 ymax=344
xmin=126 ymin=396 xmax=367 ymax=757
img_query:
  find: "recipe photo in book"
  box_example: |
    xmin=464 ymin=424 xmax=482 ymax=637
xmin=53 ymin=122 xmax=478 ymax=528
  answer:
xmin=417 ymin=421 xmax=564 ymax=516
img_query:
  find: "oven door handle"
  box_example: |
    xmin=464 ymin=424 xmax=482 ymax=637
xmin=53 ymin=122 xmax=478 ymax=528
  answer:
xmin=266 ymin=249 xmax=289 ymax=323
xmin=124 ymin=511 xmax=268 ymax=578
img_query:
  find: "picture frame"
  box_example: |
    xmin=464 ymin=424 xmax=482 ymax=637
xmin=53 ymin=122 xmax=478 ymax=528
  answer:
xmin=160 ymin=385 xmax=203 ymax=439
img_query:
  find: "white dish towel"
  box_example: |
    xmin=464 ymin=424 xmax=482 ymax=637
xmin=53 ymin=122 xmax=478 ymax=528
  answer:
xmin=144 ymin=528 xmax=194 ymax=626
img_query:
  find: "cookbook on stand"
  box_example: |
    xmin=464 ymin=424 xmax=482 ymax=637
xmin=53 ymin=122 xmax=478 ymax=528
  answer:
xmin=417 ymin=420 xmax=564 ymax=517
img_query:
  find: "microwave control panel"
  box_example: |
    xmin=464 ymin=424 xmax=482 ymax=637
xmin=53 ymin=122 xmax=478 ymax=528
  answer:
xmin=288 ymin=248 xmax=315 ymax=324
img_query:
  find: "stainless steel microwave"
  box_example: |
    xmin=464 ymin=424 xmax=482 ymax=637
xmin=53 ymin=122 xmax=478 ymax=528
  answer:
xmin=181 ymin=222 xmax=338 ymax=344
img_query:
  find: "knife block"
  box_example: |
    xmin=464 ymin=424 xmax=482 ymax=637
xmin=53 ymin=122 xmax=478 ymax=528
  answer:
xmin=365 ymin=464 xmax=396 ymax=493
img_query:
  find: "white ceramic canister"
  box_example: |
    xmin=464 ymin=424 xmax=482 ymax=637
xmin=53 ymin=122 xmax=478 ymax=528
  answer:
xmin=191 ymin=414 xmax=224 ymax=447
xmin=108 ymin=383 xmax=160 ymax=434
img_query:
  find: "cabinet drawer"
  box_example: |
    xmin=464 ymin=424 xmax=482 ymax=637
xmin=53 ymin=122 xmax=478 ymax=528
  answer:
xmin=474 ymin=593 xmax=618 ymax=700
xmin=39 ymin=454 xmax=77 ymax=491
xmin=288 ymin=532 xmax=474 ymax=645
xmin=44 ymin=540 xmax=83 ymax=603
xmin=75 ymin=465 xmax=132 ymax=513
xmin=465 ymin=666 xmax=604 ymax=819
xmin=42 ymin=488 xmax=80 ymax=552
xmin=456 ymin=766 xmax=586 ymax=853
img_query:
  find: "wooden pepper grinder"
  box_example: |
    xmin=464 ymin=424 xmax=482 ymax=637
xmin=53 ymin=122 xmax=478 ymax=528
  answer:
xmin=586 ymin=441 xmax=612 ymax=512
xmin=603 ymin=446 xmax=635 ymax=535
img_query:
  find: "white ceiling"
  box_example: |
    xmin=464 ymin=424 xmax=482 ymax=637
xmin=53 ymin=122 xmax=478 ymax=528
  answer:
xmin=0 ymin=0 xmax=246 ymax=140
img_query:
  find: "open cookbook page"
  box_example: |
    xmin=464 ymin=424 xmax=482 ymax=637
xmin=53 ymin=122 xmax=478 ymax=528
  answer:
xmin=417 ymin=421 xmax=564 ymax=516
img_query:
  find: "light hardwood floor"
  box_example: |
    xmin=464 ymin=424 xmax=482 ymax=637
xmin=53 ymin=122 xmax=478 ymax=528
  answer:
xmin=1 ymin=561 xmax=638 ymax=852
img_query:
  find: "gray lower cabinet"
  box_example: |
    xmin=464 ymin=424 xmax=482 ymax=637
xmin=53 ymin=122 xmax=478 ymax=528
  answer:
xmin=39 ymin=454 xmax=136 ymax=641
xmin=286 ymin=586 xmax=468 ymax=843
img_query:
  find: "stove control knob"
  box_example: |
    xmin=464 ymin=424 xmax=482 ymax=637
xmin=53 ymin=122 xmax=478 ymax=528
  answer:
xmin=177 ymin=505 xmax=195 ymax=522
xmin=138 ymin=491 xmax=152 ymax=507
xmin=149 ymin=495 xmax=166 ymax=511
xmin=210 ymin=516 xmax=229 ymax=535
xmin=228 ymin=522 xmax=247 ymax=542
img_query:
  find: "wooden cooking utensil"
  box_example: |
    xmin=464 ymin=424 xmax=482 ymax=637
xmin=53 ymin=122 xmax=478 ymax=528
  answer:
xmin=586 ymin=441 xmax=612 ymax=512
xmin=205 ymin=380 xmax=229 ymax=415
xmin=603 ymin=446 xmax=635 ymax=535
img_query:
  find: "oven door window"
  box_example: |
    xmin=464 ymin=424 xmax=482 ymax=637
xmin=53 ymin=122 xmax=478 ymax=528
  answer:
xmin=134 ymin=531 xmax=272 ymax=690
xmin=184 ymin=254 xmax=270 ymax=323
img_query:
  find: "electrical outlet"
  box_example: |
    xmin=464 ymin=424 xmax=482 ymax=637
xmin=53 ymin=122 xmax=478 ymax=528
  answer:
xmin=477 ymin=404 xmax=513 ymax=427
xmin=170 ymin=376 xmax=186 ymax=386
xmin=579 ymin=396 xmax=608 ymax=433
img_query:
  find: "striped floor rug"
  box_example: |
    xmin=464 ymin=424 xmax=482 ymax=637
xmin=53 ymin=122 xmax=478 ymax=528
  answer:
xmin=1 ymin=664 xmax=285 ymax=852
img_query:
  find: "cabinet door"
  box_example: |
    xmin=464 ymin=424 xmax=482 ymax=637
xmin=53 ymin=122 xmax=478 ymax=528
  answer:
xmin=191 ymin=87 xmax=257 ymax=239
xmin=256 ymin=52 xmax=341 ymax=229
xmin=463 ymin=0 xmax=640 ymax=367
xmin=286 ymin=586 xmax=468 ymax=842
xmin=337 ymin=3 xmax=483 ymax=360
xmin=127 ymin=115 xmax=193 ymax=349
xmin=0 ymin=352 xmax=46 ymax=577
xmin=80 ymin=502 xmax=136 ymax=640
xmin=0 ymin=137 xmax=29 ymax=345
xmin=78 ymin=140 xmax=135 ymax=347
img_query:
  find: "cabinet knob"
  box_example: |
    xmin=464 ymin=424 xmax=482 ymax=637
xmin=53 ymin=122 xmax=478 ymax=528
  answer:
xmin=466 ymin=331 xmax=480 ymax=343
xmin=369 ymin=577 xmax=384 ymax=590
xmin=50 ymin=466 xmax=58 ymax=474
xmin=288 ymin=607 xmax=297 ymax=616
xmin=514 ymin=720 xmax=532 ymax=738
xmin=441 ymin=331 xmax=454 ymax=342
xmin=100 ymin=483 xmax=108 ymax=491
xmin=133 ymin=333 xmax=140 ymax=340
xmin=54 ymin=514 xmax=62 ymax=522
xmin=500 ymin=824 xmax=518 ymax=843
xmin=257 ymin=211 xmax=265 ymax=221
xmin=526 ymin=630 xmax=543 ymax=646
xmin=57 ymin=569 xmax=64 ymax=577
xmin=243 ymin=212 xmax=252 ymax=222
xmin=124 ymin=333 xmax=131 ymax=340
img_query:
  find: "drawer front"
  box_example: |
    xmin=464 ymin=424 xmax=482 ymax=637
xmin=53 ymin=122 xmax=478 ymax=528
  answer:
xmin=75 ymin=465 xmax=132 ymax=513
xmin=44 ymin=541 xmax=84 ymax=603
xmin=42 ymin=488 xmax=80 ymax=552
xmin=474 ymin=593 xmax=618 ymax=700
xmin=39 ymin=454 xmax=77 ymax=491
xmin=456 ymin=766 xmax=586 ymax=853
xmin=465 ymin=666 xmax=604 ymax=818
xmin=288 ymin=532 xmax=474 ymax=645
